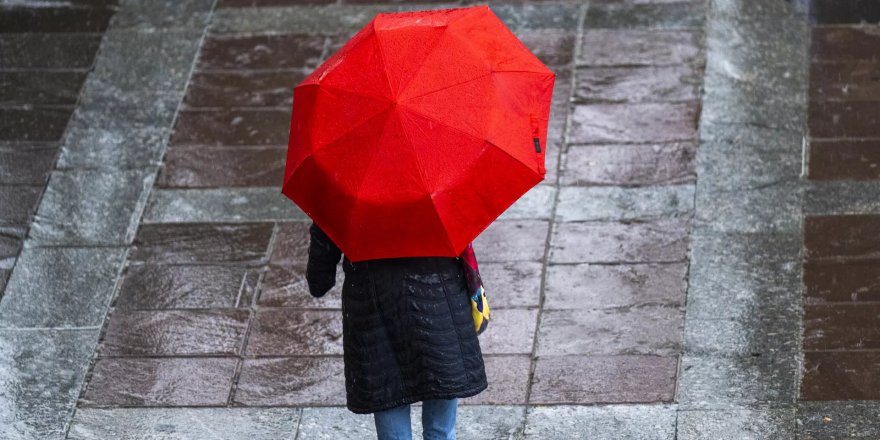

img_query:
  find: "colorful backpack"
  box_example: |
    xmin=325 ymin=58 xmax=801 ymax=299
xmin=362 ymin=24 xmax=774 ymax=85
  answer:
xmin=460 ymin=243 xmax=490 ymax=336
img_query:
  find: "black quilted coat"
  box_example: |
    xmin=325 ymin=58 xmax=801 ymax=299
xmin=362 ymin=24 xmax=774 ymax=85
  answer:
xmin=306 ymin=223 xmax=488 ymax=414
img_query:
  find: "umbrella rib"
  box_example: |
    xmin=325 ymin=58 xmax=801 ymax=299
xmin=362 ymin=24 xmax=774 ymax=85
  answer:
xmin=312 ymin=88 xmax=393 ymax=153
xmin=371 ymin=21 xmax=397 ymax=104
xmin=392 ymin=24 xmax=450 ymax=99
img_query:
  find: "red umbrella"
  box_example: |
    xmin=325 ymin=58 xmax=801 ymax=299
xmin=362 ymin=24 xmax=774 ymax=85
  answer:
xmin=283 ymin=5 xmax=555 ymax=262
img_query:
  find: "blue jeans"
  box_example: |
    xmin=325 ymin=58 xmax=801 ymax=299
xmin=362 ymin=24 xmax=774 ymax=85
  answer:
xmin=374 ymin=398 xmax=458 ymax=440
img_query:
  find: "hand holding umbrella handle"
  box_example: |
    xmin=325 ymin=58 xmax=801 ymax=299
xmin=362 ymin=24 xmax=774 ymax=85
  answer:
xmin=306 ymin=222 xmax=343 ymax=298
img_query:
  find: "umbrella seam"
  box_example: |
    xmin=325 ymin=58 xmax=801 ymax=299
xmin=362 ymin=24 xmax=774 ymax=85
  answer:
xmin=371 ymin=20 xmax=397 ymax=106
xmin=392 ymin=24 xmax=451 ymax=99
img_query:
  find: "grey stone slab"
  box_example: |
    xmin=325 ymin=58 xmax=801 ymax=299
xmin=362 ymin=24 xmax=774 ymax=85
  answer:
xmin=804 ymin=180 xmax=880 ymax=216
xmin=523 ymin=404 xmax=677 ymax=440
xmin=30 ymin=169 xmax=155 ymax=245
xmin=585 ymin=2 xmax=706 ymax=30
xmin=713 ymin=0 xmax=809 ymax=19
xmin=696 ymin=144 xmax=802 ymax=191
xmin=556 ymin=185 xmax=694 ymax=222
xmin=0 ymin=247 xmax=126 ymax=328
xmin=684 ymin=315 xmax=800 ymax=356
xmin=143 ymin=188 xmax=307 ymax=224
xmin=0 ymin=329 xmax=99 ymax=440
xmin=698 ymin=121 xmax=804 ymax=154
xmin=110 ymin=0 xmax=214 ymax=30
xmin=700 ymin=72 xmax=807 ymax=132
xmin=68 ymin=408 xmax=301 ymax=440
xmin=797 ymin=401 xmax=880 ymax=439
xmin=491 ymin=4 xmax=582 ymax=32
xmin=677 ymin=407 xmax=797 ymax=440
xmin=544 ymin=262 xmax=687 ymax=310
xmin=676 ymin=352 xmax=799 ymax=409
xmin=84 ymin=29 xmax=203 ymax=98
xmin=694 ymin=180 xmax=802 ymax=234
xmin=498 ymin=185 xmax=555 ymax=220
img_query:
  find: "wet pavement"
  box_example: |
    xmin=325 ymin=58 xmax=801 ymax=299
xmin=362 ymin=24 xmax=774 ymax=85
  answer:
xmin=1 ymin=0 xmax=880 ymax=438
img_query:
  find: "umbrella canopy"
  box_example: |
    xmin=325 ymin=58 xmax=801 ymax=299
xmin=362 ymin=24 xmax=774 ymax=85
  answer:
xmin=283 ymin=5 xmax=555 ymax=262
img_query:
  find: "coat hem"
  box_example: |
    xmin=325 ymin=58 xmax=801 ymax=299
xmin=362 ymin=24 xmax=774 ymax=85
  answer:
xmin=345 ymin=381 xmax=489 ymax=414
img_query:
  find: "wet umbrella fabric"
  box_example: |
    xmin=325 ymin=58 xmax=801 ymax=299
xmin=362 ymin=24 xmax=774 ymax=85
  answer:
xmin=283 ymin=5 xmax=555 ymax=262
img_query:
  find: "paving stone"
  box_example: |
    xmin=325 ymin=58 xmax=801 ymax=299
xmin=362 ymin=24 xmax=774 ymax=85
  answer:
xmin=545 ymin=262 xmax=686 ymax=309
xmin=0 ymin=329 xmax=99 ymax=440
xmin=0 ymin=269 xmax=8 ymax=294
xmin=804 ymin=304 xmax=880 ymax=350
xmin=523 ymin=404 xmax=677 ymax=440
xmin=804 ymin=180 xmax=880 ymax=215
xmin=497 ymin=185 xmax=555 ymax=220
xmin=514 ymin=29 xmax=575 ymax=67
xmin=0 ymin=227 xmax=25 ymax=268
xmin=804 ymin=260 xmax=880 ymax=304
xmin=809 ymin=140 xmax=880 ymax=180
xmin=86 ymin=29 xmax=203 ymax=97
xmin=143 ymin=188 xmax=307 ymax=224
xmin=479 ymin=261 xmax=542 ymax=308
xmin=219 ymin=0 xmax=334 ymax=6
xmin=473 ymin=220 xmax=548 ymax=262
xmin=810 ymin=61 xmax=880 ymax=101
xmin=561 ymin=142 xmax=696 ymax=186
xmin=531 ymin=355 xmax=676 ymax=404
xmin=29 ymin=169 xmax=154 ymax=245
xmin=697 ymin=140 xmax=801 ymax=190
xmin=810 ymin=100 xmax=880 ymax=139
xmin=0 ymin=34 xmax=102 ymax=69
xmin=578 ymin=29 xmax=702 ymax=66
xmin=584 ymin=2 xmax=705 ymax=29
xmin=811 ymin=0 xmax=880 ymax=24
xmin=676 ymin=352 xmax=799 ymax=409
xmin=574 ymin=65 xmax=700 ymax=103
xmin=805 ymin=215 xmax=880 ymax=261
xmin=185 ymin=70 xmax=309 ymax=108
xmin=475 ymin=308 xmax=536 ymax=355
xmin=233 ymin=356 xmax=346 ymax=406
xmin=0 ymin=6 xmax=114 ymax=32
xmin=130 ymin=223 xmax=274 ymax=265
xmin=170 ymin=109 xmax=290 ymax=146
xmin=461 ymin=355 xmax=529 ymax=405
xmin=569 ymin=103 xmax=698 ymax=144
xmin=245 ymin=309 xmax=343 ymax=356
xmin=0 ymin=186 xmax=42 ymax=226
xmin=109 ymin=0 xmax=213 ymax=29
xmin=98 ymin=309 xmax=250 ymax=356
xmin=67 ymin=408 xmax=301 ymax=440
xmin=0 ymin=72 xmax=86 ymax=107
xmin=699 ymin=121 xmax=804 ymax=154
xmin=198 ymin=34 xmax=326 ymax=70
xmin=0 ymin=247 xmax=126 ymax=328
xmin=537 ymin=306 xmax=683 ymax=356
xmin=116 ymin=264 xmax=260 ymax=309
xmin=158 ymin=146 xmax=286 ymax=188
xmin=0 ymin=108 xmax=71 ymax=142
xmin=695 ymin=180 xmax=801 ymax=234
xmin=550 ymin=218 xmax=691 ymax=264
xmin=712 ymin=0 xmax=809 ymax=17
xmin=801 ymin=351 xmax=880 ymax=400
xmin=797 ymin=401 xmax=880 ymax=439
xmin=677 ymin=408 xmax=796 ymax=440
xmin=556 ymin=185 xmax=694 ymax=222
xmin=684 ymin=314 xmax=800 ymax=356
xmin=80 ymin=357 xmax=238 ymax=407
xmin=701 ymin=70 xmax=807 ymax=132
xmin=812 ymin=27 xmax=880 ymax=62
xmin=0 ymin=146 xmax=56 ymax=185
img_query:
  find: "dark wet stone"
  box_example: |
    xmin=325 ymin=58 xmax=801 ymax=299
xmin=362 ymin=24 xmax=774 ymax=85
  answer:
xmin=0 ymin=329 xmax=98 ymax=440
xmin=116 ymin=264 xmax=260 ymax=309
xmin=68 ymin=408 xmax=302 ymax=440
xmin=0 ymin=146 xmax=56 ymax=185
xmin=198 ymin=34 xmax=326 ymax=70
xmin=0 ymin=34 xmax=102 ymax=69
xmin=0 ymin=6 xmax=114 ymax=32
xmin=98 ymin=309 xmax=250 ymax=356
xmin=804 ymin=260 xmax=880 ymax=304
xmin=185 ymin=70 xmax=308 ymax=108
xmin=562 ymin=142 xmax=695 ymax=186
xmin=812 ymin=27 xmax=880 ymax=62
xmin=809 ymin=101 xmax=880 ymax=138
xmin=677 ymin=352 xmax=799 ymax=408
xmin=0 ymin=186 xmax=42 ymax=226
xmin=171 ymin=110 xmax=291 ymax=146
xmin=144 ymin=188 xmax=307 ymax=224
xmin=797 ymin=401 xmax=880 ymax=438
xmin=0 ymin=72 xmax=86 ymax=106
xmin=524 ymin=405 xmax=677 ymax=440
xmin=0 ymin=226 xmax=25 ymax=262
xmin=515 ymin=30 xmax=575 ymax=67
xmin=809 ymin=140 xmax=880 ymax=180
xmin=550 ymin=218 xmax=691 ymax=264
xmin=81 ymin=357 xmax=238 ymax=407
xmin=810 ymin=61 xmax=880 ymax=101
xmin=233 ymin=357 xmax=345 ymax=406
xmin=530 ymin=355 xmax=676 ymax=403
xmin=492 ymin=4 xmax=581 ymax=31
xmin=801 ymin=351 xmax=880 ymax=400
xmin=569 ymin=103 xmax=698 ymax=144
xmin=0 ymin=270 xmax=8 ymax=294
xmin=574 ymin=65 xmax=700 ymax=103
xmin=804 ymin=180 xmax=880 ymax=216
xmin=556 ymin=185 xmax=694 ymax=222
xmin=158 ymin=146 xmax=286 ymax=187
xmin=677 ymin=408 xmax=796 ymax=440
xmin=537 ymin=306 xmax=683 ymax=356
xmin=578 ymin=29 xmax=702 ymax=66
xmin=477 ymin=308 xmax=537 ymax=355
xmin=109 ymin=0 xmax=213 ymax=29
xmin=0 ymin=108 xmax=71 ymax=142
xmin=130 ymin=223 xmax=274 ymax=264
xmin=804 ymin=304 xmax=880 ymax=350
xmin=0 ymin=247 xmax=126 ymax=328
xmin=545 ymin=263 xmax=686 ymax=310
xmin=473 ymin=220 xmax=549 ymax=262
xmin=245 ymin=309 xmax=343 ymax=356
xmin=218 ymin=0 xmax=334 ymax=5
xmin=812 ymin=0 xmax=880 ymax=25
xmin=460 ymin=355 xmax=529 ymax=405
xmin=479 ymin=262 xmax=542 ymax=308
xmin=584 ymin=2 xmax=705 ymax=29
xmin=805 ymin=215 xmax=880 ymax=261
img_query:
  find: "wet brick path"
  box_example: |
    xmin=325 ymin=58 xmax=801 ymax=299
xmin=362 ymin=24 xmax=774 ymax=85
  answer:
xmin=1 ymin=0 xmax=880 ymax=439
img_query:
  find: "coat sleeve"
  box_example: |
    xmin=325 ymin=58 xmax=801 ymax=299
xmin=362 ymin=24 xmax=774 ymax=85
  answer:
xmin=306 ymin=222 xmax=343 ymax=298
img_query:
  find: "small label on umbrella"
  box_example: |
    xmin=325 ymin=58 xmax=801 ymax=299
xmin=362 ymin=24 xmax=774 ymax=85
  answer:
xmin=533 ymin=137 xmax=541 ymax=153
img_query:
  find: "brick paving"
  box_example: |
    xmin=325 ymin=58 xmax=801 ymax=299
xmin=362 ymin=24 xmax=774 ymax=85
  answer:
xmin=2 ymin=0 xmax=880 ymax=439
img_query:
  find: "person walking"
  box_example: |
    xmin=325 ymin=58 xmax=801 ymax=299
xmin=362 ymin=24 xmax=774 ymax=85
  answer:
xmin=305 ymin=222 xmax=488 ymax=440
